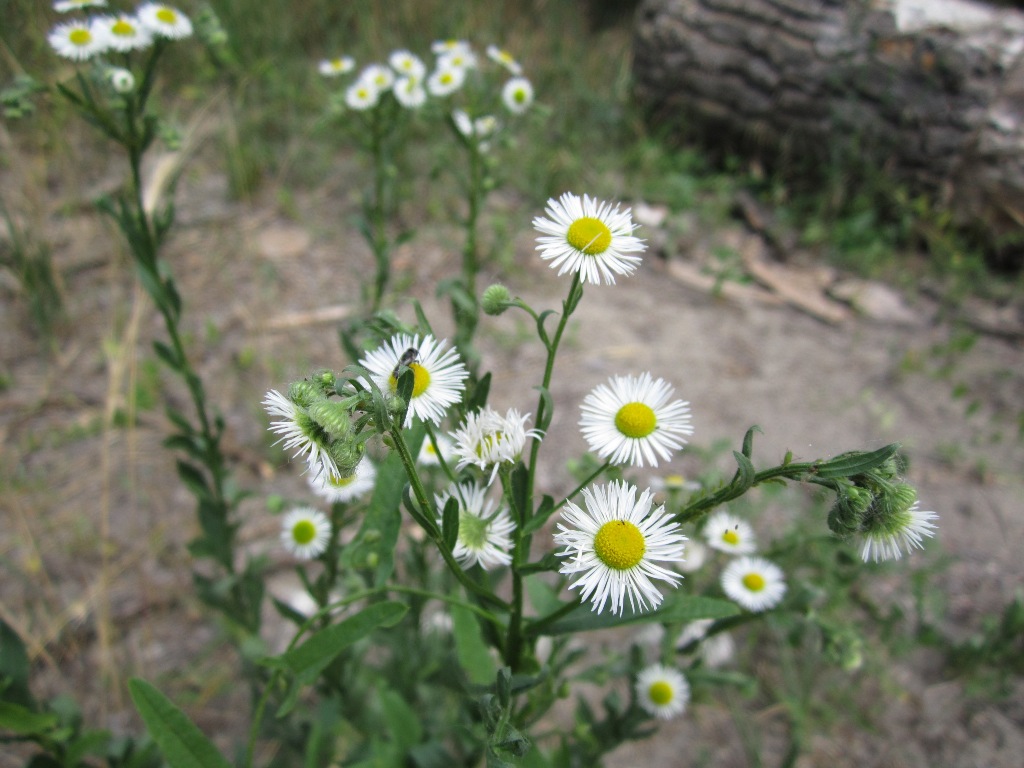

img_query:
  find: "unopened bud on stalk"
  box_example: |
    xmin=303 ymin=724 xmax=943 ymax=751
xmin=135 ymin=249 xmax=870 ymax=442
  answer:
xmin=288 ymin=380 xmax=322 ymax=409
xmin=312 ymin=369 xmax=337 ymax=394
xmin=827 ymin=484 xmax=873 ymax=536
xmin=365 ymin=552 xmax=379 ymax=569
xmin=386 ymin=394 xmax=406 ymax=415
xmin=307 ymin=399 xmax=352 ymax=441
xmin=326 ymin=437 xmax=364 ymax=477
xmin=482 ymin=284 xmax=513 ymax=315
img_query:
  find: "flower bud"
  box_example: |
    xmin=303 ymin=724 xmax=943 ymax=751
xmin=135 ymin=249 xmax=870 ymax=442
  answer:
xmin=386 ymin=394 xmax=406 ymax=415
xmin=307 ymin=399 xmax=352 ymax=441
xmin=827 ymin=484 xmax=873 ymax=536
xmin=482 ymin=284 xmax=513 ymax=316
xmin=326 ymin=438 xmax=364 ymax=476
xmin=288 ymin=380 xmax=322 ymax=409
xmin=365 ymin=552 xmax=379 ymax=569
xmin=312 ymin=369 xmax=337 ymax=395
xmin=107 ymin=67 xmax=135 ymax=94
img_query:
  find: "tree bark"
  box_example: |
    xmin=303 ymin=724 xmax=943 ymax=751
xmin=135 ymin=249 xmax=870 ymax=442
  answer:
xmin=633 ymin=0 xmax=1024 ymax=266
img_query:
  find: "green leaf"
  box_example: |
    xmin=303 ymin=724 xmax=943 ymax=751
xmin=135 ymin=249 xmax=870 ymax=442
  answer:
xmin=128 ymin=679 xmax=232 ymax=768
xmin=175 ymin=461 xmax=211 ymax=500
xmin=741 ymin=425 xmax=762 ymax=458
xmin=814 ymin=444 xmax=900 ymax=479
xmin=412 ymin=300 xmax=435 ymax=338
xmin=441 ymin=496 xmax=460 ymax=553
xmin=509 ymin=462 xmax=529 ymax=525
xmin=339 ymin=426 xmax=424 ymax=584
xmin=379 ymin=688 xmax=423 ymax=750
xmin=0 ymin=702 xmax=58 ymax=735
xmin=451 ymin=603 xmax=497 ymax=686
xmin=533 ymin=594 xmax=739 ymax=636
xmin=0 ymin=619 xmax=32 ymax=707
xmin=730 ymin=451 xmax=755 ymax=493
xmin=266 ymin=601 xmax=408 ymax=679
xmin=466 ymin=372 xmax=491 ymax=413
xmin=152 ymin=340 xmax=181 ymax=370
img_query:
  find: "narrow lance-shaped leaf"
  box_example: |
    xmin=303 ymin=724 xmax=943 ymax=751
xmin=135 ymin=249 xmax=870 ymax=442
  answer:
xmin=128 ymin=678 xmax=232 ymax=768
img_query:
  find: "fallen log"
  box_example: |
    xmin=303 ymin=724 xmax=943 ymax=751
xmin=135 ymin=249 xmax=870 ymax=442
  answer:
xmin=632 ymin=0 xmax=1024 ymax=268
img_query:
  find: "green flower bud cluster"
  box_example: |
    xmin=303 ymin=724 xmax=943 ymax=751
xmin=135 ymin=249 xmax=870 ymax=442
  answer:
xmin=826 ymin=457 xmax=917 ymax=542
xmin=286 ymin=373 xmax=364 ymax=479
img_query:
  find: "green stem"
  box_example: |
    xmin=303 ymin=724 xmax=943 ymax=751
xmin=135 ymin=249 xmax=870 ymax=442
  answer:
xmin=526 ymin=272 xmax=583 ymax=505
xmin=556 ymin=460 xmax=612 ymax=509
xmin=675 ymin=461 xmax=818 ymax=525
xmin=524 ymin=598 xmax=580 ymax=638
xmin=389 ymin=424 xmax=510 ymax=612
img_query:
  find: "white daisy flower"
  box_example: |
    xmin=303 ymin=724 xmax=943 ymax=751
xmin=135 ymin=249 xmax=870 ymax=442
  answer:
xmin=554 ymin=481 xmax=686 ymax=616
xmin=452 ymin=108 xmax=474 ymax=137
xmin=533 ymin=192 xmax=646 ymax=285
xmin=263 ymin=389 xmax=340 ymax=481
xmin=318 ymin=55 xmax=355 ymax=77
xmin=427 ymin=65 xmax=466 ymax=97
xmin=721 ymin=556 xmax=787 ymax=612
xmin=54 ymin=0 xmax=107 ymax=11
xmin=431 ymin=39 xmax=472 ymax=56
xmin=703 ymin=509 xmax=757 ymax=555
xmin=437 ymin=48 xmax=478 ymax=71
xmin=860 ymin=501 xmax=938 ymax=563
xmin=97 ymin=14 xmax=152 ymax=52
xmin=650 ymin=473 xmax=702 ymax=497
xmin=449 ymin=406 xmax=540 ymax=477
xmin=388 ymin=49 xmax=426 ymax=79
xmin=48 ymin=19 xmax=107 ymax=60
xmin=501 ymin=76 xmax=533 ymax=114
xmin=137 ymin=3 xmax=192 ymax=39
xmin=393 ymin=77 xmax=427 ymax=109
xmin=280 ymin=507 xmax=331 ymax=559
xmin=345 ymin=80 xmax=379 ymax=110
xmin=435 ymin=482 xmax=515 ymax=570
xmin=107 ymin=67 xmax=135 ymax=93
xmin=474 ymin=115 xmax=498 ymax=137
xmin=418 ymin=432 xmax=454 ymax=466
xmin=486 ymin=44 xmax=522 ymax=75
xmin=359 ymin=333 xmax=468 ymax=428
xmin=308 ymin=459 xmax=376 ymax=504
xmin=635 ymin=664 xmax=690 ymax=720
xmin=359 ymin=63 xmax=395 ymax=92
xmin=579 ymin=372 xmax=693 ymax=468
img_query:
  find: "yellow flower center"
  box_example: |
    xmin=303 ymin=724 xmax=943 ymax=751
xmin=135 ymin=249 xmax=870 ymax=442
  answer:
xmin=722 ymin=528 xmax=740 ymax=546
xmin=112 ymin=19 xmax=135 ymax=37
xmin=567 ymin=216 xmax=612 ymax=255
xmin=593 ymin=520 xmax=646 ymax=570
xmin=514 ymin=89 xmax=527 ymax=103
xmin=292 ymin=520 xmax=317 ymax=545
xmin=156 ymin=7 xmax=177 ymax=24
xmin=389 ymin=361 xmax=431 ymax=398
xmin=69 ymin=28 xmax=92 ymax=46
xmin=614 ymin=402 xmax=657 ymax=439
xmin=742 ymin=572 xmax=766 ymax=592
xmin=440 ymin=72 xmax=454 ymax=84
xmin=648 ymin=681 xmax=674 ymax=706
xmin=327 ymin=473 xmax=356 ymax=489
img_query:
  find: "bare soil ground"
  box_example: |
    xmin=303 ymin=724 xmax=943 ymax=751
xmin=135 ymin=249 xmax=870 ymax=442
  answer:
xmin=2 ymin=147 xmax=1023 ymax=767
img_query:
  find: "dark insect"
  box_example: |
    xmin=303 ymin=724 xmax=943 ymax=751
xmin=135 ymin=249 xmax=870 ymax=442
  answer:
xmin=392 ymin=347 xmax=419 ymax=380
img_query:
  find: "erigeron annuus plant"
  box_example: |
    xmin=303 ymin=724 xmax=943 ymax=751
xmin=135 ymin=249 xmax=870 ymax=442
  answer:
xmin=319 ymin=38 xmax=537 ymax=361
xmin=151 ymin=191 xmax=934 ymax=767
xmin=35 ymin=1 xmax=261 ymax=631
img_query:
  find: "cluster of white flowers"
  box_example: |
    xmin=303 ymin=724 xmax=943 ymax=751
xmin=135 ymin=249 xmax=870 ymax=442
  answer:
xmin=48 ymin=2 xmax=192 ymax=63
xmin=318 ymin=38 xmax=535 ymax=126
